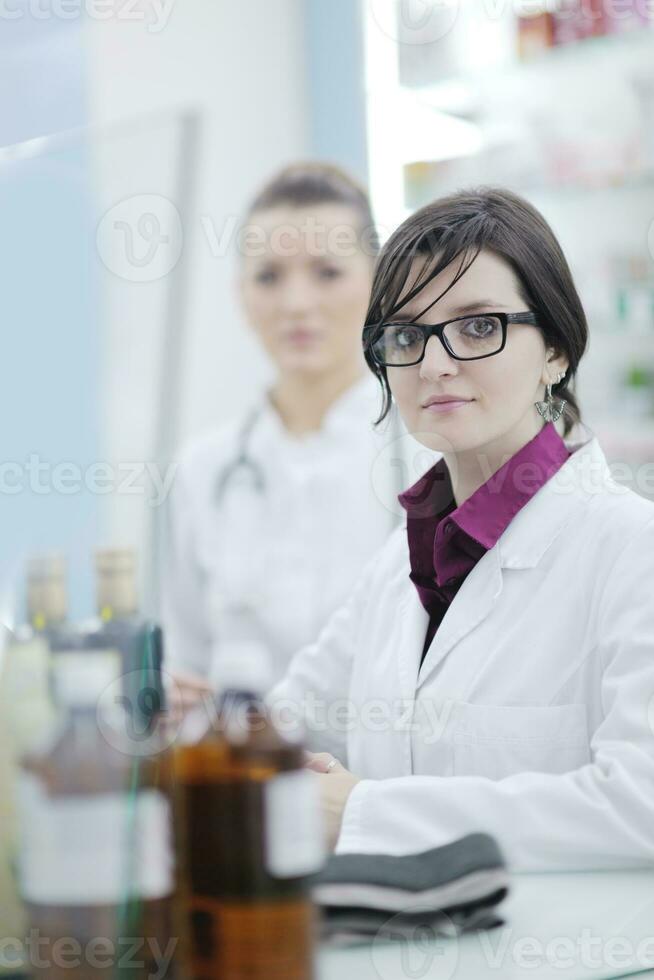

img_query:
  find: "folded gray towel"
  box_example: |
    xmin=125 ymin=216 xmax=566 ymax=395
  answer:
xmin=313 ymin=833 xmax=509 ymax=945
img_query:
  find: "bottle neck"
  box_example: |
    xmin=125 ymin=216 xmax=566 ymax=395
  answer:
xmin=30 ymin=615 xmax=66 ymax=635
xmin=97 ymin=574 xmax=138 ymax=621
xmin=219 ymin=686 xmax=260 ymax=704
xmin=27 ymin=586 xmax=67 ymax=631
xmin=218 ymin=686 xmax=269 ymax=747
xmin=98 ymin=604 xmax=138 ymax=624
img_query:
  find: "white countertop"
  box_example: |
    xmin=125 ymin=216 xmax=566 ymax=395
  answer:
xmin=318 ymin=870 xmax=654 ymax=980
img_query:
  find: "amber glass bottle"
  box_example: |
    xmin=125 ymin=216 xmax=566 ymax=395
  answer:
xmin=174 ymin=646 xmax=324 ymax=980
xmin=17 ymin=656 xmax=178 ymax=980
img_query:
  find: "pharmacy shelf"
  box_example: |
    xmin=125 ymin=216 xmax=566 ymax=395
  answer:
xmin=406 ymin=27 xmax=654 ymax=119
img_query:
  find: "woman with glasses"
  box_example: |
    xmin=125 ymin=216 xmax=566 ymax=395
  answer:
xmin=267 ymin=187 xmax=654 ymax=870
xmin=162 ymin=163 xmax=404 ymax=713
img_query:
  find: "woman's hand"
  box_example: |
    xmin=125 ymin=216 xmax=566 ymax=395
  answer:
xmin=166 ymin=669 xmax=213 ymax=723
xmin=304 ymin=751 xmax=361 ymax=850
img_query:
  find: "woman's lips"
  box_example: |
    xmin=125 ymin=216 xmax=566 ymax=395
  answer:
xmin=422 ymin=399 xmax=474 ymax=414
xmin=286 ymin=329 xmax=320 ymax=346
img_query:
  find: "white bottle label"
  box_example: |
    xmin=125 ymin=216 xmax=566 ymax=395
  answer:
xmin=263 ymin=769 xmax=325 ymax=878
xmin=17 ymin=774 xmax=173 ymax=904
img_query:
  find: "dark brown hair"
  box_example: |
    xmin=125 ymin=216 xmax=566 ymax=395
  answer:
xmin=363 ymin=186 xmax=587 ymax=437
xmin=245 ymin=161 xmax=379 ymax=256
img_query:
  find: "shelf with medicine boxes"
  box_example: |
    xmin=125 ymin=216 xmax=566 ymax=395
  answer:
xmin=575 ymin=324 xmax=654 ymax=498
xmin=364 ymin=4 xmax=654 ymax=231
xmin=401 ymin=26 xmax=654 ymax=208
xmin=401 ymin=21 xmax=654 ymax=112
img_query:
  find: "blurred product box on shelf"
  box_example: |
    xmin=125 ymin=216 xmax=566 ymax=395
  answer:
xmin=551 ymin=0 xmax=605 ymax=45
xmin=620 ymin=362 xmax=654 ymax=419
xmin=517 ymin=11 xmax=555 ymax=60
xmin=612 ymin=254 xmax=654 ymax=336
xmin=548 ymin=0 xmax=651 ymax=46
xmin=601 ymin=0 xmax=653 ymax=34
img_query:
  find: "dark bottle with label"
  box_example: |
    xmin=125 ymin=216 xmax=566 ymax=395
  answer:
xmin=83 ymin=549 xmax=165 ymax=742
xmin=17 ymin=654 xmax=179 ymax=980
xmin=174 ymin=644 xmax=324 ymax=980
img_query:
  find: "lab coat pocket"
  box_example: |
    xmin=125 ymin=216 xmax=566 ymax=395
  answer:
xmin=451 ymin=702 xmax=590 ymax=780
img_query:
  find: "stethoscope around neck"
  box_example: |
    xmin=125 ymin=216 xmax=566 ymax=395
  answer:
xmin=214 ymin=407 xmax=265 ymax=503
xmin=213 ymin=399 xmax=407 ymax=528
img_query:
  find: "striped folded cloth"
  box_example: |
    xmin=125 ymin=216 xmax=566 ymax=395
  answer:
xmin=312 ymin=833 xmax=509 ymax=946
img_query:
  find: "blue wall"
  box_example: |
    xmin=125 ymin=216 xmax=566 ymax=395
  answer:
xmin=304 ymin=0 xmax=369 ymax=183
xmin=0 ymin=15 xmax=98 ymax=621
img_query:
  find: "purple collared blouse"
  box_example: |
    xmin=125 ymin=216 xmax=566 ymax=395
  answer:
xmin=398 ymin=421 xmax=572 ymax=663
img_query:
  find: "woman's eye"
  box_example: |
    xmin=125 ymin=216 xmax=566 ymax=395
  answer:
xmin=391 ymin=325 xmax=421 ymax=348
xmin=254 ymin=268 xmax=279 ymax=285
xmin=461 ymin=316 xmax=498 ymax=337
xmin=316 ymin=266 xmax=343 ymax=281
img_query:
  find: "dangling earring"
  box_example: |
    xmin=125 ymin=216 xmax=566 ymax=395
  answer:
xmin=535 ymin=371 xmax=566 ymax=422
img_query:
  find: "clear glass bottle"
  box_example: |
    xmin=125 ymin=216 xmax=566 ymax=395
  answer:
xmin=2 ymin=554 xmax=69 ymax=761
xmin=0 ymin=554 xmax=70 ymax=975
xmin=0 ymin=645 xmax=27 ymax=976
xmin=17 ymin=655 xmax=178 ymax=980
xmin=25 ymin=554 xmax=68 ymax=640
xmin=174 ymin=643 xmax=324 ymax=980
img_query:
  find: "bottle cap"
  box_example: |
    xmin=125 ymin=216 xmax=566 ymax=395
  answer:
xmin=208 ymin=600 xmax=273 ymax=694
xmin=95 ymin=548 xmax=138 ymax=619
xmin=26 ymin=553 xmax=67 ymax=628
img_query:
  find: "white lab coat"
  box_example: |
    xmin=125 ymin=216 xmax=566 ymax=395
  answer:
xmin=267 ymin=428 xmax=654 ymax=871
xmin=161 ymin=376 xmax=414 ymax=686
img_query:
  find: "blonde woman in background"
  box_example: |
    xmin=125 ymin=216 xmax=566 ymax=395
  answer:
xmin=162 ymin=163 xmax=404 ymax=711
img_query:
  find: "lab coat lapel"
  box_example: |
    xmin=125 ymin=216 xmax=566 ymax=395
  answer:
xmin=416 ymin=545 xmax=503 ymax=691
xmin=414 ymin=432 xmax=605 ymax=692
xmin=395 ymin=583 xmax=430 ymax=694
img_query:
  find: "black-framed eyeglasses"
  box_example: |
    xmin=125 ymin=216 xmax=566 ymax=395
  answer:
xmin=367 ymin=311 xmax=538 ymax=367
